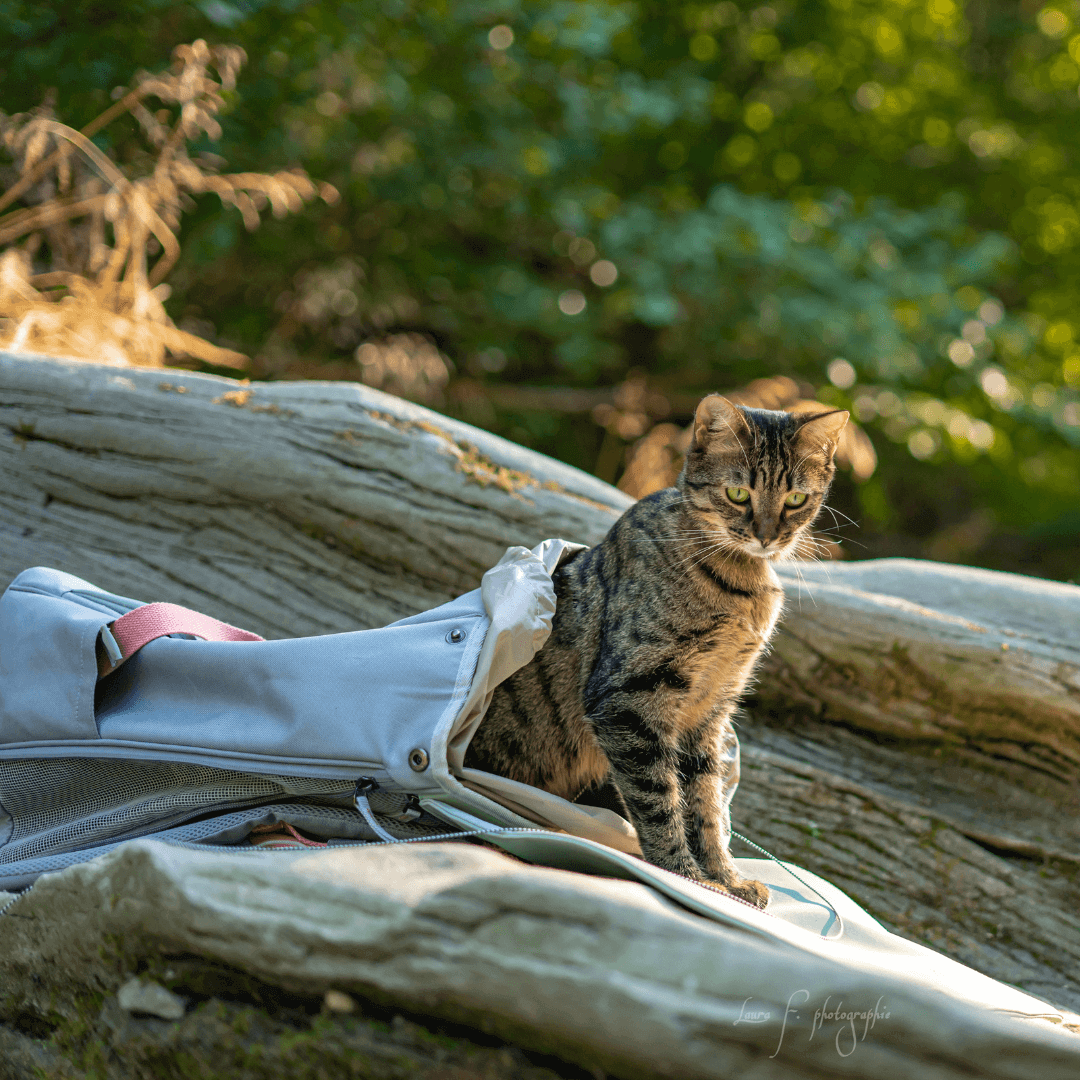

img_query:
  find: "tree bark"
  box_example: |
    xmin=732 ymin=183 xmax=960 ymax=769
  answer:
xmin=0 ymin=351 xmax=629 ymax=637
xmin=2 ymin=352 xmax=1078 ymax=1045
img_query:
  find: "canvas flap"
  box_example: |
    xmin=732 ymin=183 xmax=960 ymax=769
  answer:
xmin=0 ymin=565 xmax=487 ymax=786
xmin=429 ymin=538 xmax=655 ymax=855
xmin=422 ymin=800 xmax=1065 ymax=1025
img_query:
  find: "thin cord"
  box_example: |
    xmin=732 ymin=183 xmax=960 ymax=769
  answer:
xmin=731 ymin=830 xmax=844 ymax=940
xmin=366 ymin=825 xmax=548 ymax=845
xmin=353 ymin=791 xmax=401 ymax=843
xmin=365 ymin=822 xmax=787 ymax=917
xmin=0 ymin=821 xmax=841 ymax=938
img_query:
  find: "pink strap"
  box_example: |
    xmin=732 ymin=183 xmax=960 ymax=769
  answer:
xmin=109 ymin=602 xmax=264 ymax=660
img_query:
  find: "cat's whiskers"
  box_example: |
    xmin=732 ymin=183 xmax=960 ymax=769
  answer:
xmin=675 ymin=536 xmax=742 ymax=579
xmin=795 ymin=531 xmax=832 ymax=554
xmin=812 ymin=525 xmax=868 ymax=551
xmin=819 ymin=503 xmax=860 ymax=530
xmin=659 ymin=529 xmax=725 ymax=547
xmin=651 ymin=527 xmax=718 ymax=538
xmin=674 ymin=547 xmax=728 ymax=573
xmin=778 ymin=537 xmax=822 ymax=607
xmin=784 ymin=523 xmax=845 ymax=605
xmin=685 ymin=539 xmax=746 ymax=580
xmin=632 ymin=532 xmax=715 ymax=543
xmin=792 ymin=545 xmax=828 ymax=571
xmin=675 ymin=539 xmax=730 ymax=568
xmin=792 ymin=538 xmax=835 ymax=589
xmin=660 ymin=537 xmax=721 ymax=570
xmin=795 ymin=534 xmax=832 ymax=559
xmin=793 ymin=560 xmax=817 ymax=609
xmin=815 ymin=505 xmax=865 ymax=546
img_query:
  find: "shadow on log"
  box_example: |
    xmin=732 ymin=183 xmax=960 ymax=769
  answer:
xmin=2 ymin=352 xmax=1079 ymax=1076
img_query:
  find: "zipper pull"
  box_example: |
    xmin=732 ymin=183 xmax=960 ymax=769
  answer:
xmin=353 ymin=778 xmax=398 ymax=843
xmin=392 ymin=794 xmax=423 ymax=824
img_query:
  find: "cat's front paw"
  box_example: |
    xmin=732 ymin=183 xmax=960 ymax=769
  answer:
xmin=721 ymin=875 xmax=771 ymax=910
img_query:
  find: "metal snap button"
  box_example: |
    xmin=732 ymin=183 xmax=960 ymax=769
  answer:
xmin=408 ymin=747 xmax=430 ymax=772
xmin=446 ymin=628 xmax=466 ymax=644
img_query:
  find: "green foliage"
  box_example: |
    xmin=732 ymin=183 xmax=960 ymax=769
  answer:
xmin=2 ymin=0 xmax=1078 ymax=574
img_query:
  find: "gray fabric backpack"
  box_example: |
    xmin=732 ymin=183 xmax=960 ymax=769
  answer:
xmin=0 ymin=540 xmax=675 ymax=892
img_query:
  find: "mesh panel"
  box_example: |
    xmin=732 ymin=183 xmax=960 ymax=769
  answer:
xmin=0 ymin=758 xmax=355 ymax=864
xmin=0 ymin=803 xmax=371 ymax=891
xmin=0 ymin=802 xmax=468 ymax=893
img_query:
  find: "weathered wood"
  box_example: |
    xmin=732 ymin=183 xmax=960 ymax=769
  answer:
xmin=764 ymin=560 xmax=1080 ymax=830
xmin=742 ymin=559 xmax=1080 ymax=1015
xmin=2 ymin=352 xmax=1079 ymax=1064
xmin=3 ymin=840 xmax=1080 ymax=1080
xmin=0 ymin=350 xmax=629 ymax=638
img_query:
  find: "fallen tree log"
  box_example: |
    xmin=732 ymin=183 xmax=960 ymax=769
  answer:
xmin=3 ymin=839 xmax=1080 ymax=1080
xmin=0 ymin=351 xmax=627 ymax=637
xmin=1 ymin=351 xmax=1079 ymax=1077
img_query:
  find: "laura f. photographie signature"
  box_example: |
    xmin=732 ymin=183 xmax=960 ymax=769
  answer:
xmin=733 ymin=990 xmax=891 ymax=1058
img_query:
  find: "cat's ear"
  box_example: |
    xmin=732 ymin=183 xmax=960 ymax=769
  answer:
xmin=693 ymin=395 xmax=750 ymax=453
xmin=792 ymin=409 xmax=849 ymax=461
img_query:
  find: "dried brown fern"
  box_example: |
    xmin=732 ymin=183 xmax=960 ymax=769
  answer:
xmin=0 ymin=40 xmax=337 ymax=368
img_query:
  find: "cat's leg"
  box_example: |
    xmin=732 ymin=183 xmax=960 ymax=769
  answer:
xmin=587 ymin=695 xmax=704 ymax=880
xmin=679 ymin=719 xmax=770 ymax=909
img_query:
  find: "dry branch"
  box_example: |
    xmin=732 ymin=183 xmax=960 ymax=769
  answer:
xmin=0 ymin=41 xmax=335 ymax=369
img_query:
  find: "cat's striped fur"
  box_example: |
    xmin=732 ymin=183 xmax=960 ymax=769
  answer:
xmin=465 ymin=395 xmax=849 ymax=908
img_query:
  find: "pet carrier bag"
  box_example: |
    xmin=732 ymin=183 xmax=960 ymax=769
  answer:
xmin=0 ymin=539 xmax=708 ymax=892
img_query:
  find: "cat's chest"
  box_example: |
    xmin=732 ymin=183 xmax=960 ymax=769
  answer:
xmin=693 ymin=588 xmax=781 ymax=654
xmin=672 ymin=586 xmax=784 ymax=707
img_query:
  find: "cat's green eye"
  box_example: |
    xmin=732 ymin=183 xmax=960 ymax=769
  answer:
xmin=785 ymin=491 xmax=808 ymax=508
xmin=726 ymin=486 xmax=751 ymax=504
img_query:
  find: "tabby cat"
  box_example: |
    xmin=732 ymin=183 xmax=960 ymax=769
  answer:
xmin=465 ymin=394 xmax=849 ymax=908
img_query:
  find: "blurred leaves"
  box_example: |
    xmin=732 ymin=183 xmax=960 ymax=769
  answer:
xmin=2 ymin=0 xmax=1079 ymax=576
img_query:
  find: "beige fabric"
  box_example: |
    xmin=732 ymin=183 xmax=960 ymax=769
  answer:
xmin=458 ymin=769 xmax=642 ymax=854
xmin=423 ymin=800 xmax=1068 ymax=1026
xmin=441 ymin=538 xmax=576 ymax=780
xmin=430 ymin=538 xmax=649 ymax=854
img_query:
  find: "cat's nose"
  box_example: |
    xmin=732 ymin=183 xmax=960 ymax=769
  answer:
xmin=753 ymin=518 xmax=779 ymax=544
